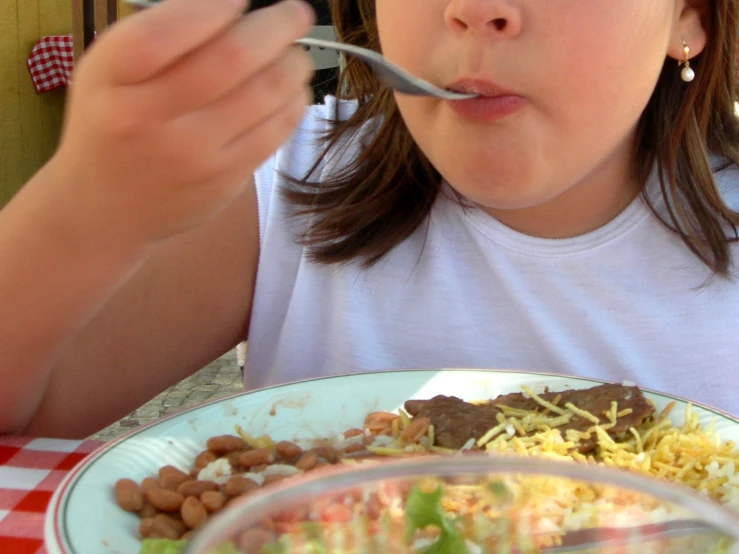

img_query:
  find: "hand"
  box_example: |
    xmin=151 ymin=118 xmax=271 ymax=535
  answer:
xmin=48 ymin=0 xmax=315 ymax=247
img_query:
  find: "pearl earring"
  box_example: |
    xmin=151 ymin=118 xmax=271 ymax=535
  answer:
xmin=679 ymin=42 xmax=695 ymax=82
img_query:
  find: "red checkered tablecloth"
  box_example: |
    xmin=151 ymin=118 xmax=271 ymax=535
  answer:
xmin=0 ymin=437 xmax=103 ymax=554
xmin=27 ymin=36 xmax=75 ymax=94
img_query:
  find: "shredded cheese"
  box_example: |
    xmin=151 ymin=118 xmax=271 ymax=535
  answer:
xmin=521 ymin=386 xmax=568 ymax=416
xmin=355 ymin=391 xmax=739 ymax=515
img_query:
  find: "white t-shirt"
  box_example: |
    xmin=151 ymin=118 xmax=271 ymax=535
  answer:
xmin=247 ymin=97 xmax=739 ymax=415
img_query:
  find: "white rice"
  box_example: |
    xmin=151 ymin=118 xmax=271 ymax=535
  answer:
xmin=263 ymin=464 xmax=302 ymax=478
xmin=197 ymin=458 xmax=233 ymax=484
xmin=197 ymin=459 xmax=302 ymax=487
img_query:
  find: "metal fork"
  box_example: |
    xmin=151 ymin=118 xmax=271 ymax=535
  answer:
xmin=125 ymin=0 xmax=477 ymax=100
xmin=293 ymin=37 xmax=475 ymax=100
xmin=543 ymin=518 xmax=736 ymax=553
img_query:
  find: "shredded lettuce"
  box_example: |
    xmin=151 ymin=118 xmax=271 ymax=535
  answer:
xmin=138 ymin=539 xmax=239 ymax=554
xmin=487 ymin=480 xmax=513 ymax=504
xmin=138 ymin=484 xmax=475 ymax=554
xmin=208 ymin=542 xmax=240 ymax=554
xmin=405 ymin=484 xmax=470 ymax=554
xmin=137 ymin=539 xmax=189 ymax=554
xmin=259 ymin=539 xmax=288 ymax=554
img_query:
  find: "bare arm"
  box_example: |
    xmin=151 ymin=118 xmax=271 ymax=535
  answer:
xmin=0 ymin=0 xmax=314 ymax=437
xmin=0 ymin=166 xmax=258 ymax=438
xmin=20 ymin=184 xmax=259 ymax=439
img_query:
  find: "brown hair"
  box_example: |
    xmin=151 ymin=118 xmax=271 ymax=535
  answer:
xmin=284 ymin=0 xmax=739 ymax=275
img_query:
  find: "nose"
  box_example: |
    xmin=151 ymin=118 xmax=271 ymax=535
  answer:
xmin=444 ymin=0 xmax=522 ymax=38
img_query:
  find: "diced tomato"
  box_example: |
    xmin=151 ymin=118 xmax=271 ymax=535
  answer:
xmin=320 ymin=503 xmax=354 ymax=523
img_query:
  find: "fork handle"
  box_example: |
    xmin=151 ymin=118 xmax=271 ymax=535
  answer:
xmin=127 ymin=0 xmax=287 ymax=13
xmin=244 ymin=0 xmax=283 ymax=12
xmin=544 ymin=519 xmax=720 ymax=553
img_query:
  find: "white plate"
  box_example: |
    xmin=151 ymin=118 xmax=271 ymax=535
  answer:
xmin=44 ymin=369 xmax=739 ymax=554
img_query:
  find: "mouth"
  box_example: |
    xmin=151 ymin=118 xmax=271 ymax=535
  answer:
xmin=443 ymin=78 xmax=526 ymax=122
xmin=446 ymin=78 xmax=517 ymax=98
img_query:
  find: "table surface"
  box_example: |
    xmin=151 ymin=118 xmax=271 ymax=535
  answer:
xmin=0 ymin=436 xmax=103 ymax=554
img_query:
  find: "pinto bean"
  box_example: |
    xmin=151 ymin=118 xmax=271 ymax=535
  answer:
xmin=141 ymin=477 xmax=159 ymax=493
xmin=181 ymin=496 xmax=208 ymax=529
xmin=343 ymin=428 xmax=364 ymax=439
xmin=310 ymin=445 xmax=338 ymax=464
xmin=238 ymin=448 xmax=273 ymax=468
xmin=155 ymin=513 xmax=187 ymax=536
xmin=139 ymin=516 xmax=180 ymax=540
xmin=201 ymin=490 xmax=228 ymax=513
xmin=158 ymin=466 xmax=190 ymax=490
xmin=343 ymin=443 xmax=366 ymax=454
xmin=207 ymin=435 xmax=247 ymax=455
xmin=193 ymin=450 xmax=217 ymax=471
xmin=264 ymin=474 xmax=292 ymax=486
xmin=146 ymin=487 xmax=185 ymax=512
xmin=275 ymin=441 xmax=303 ymax=461
xmin=295 ymin=451 xmax=318 ymax=471
xmin=225 ymin=450 xmax=244 ymax=470
xmin=114 ymin=478 xmax=144 ymax=512
xmin=176 ymin=479 xmax=219 ymax=497
xmin=138 ymin=500 xmax=159 ymax=519
xmin=224 ymin=476 xmax=260 ymax=498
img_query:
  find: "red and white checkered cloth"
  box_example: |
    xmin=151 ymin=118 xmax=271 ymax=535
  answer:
xmin=27 ymin=36 xmax=74 ymax=94
xmin=0 ymin=437 xmax=103 ymax=554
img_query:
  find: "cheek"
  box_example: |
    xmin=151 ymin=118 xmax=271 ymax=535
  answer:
xmin=375 ymin=0 xmax=402 ymax=52
xmin=376 ymin=0 xmax=441 ymax=64
xmin=395 ymin=96 xmax=544 ymax=205
xmin=548 ymin=3 xmax=672 ymax=104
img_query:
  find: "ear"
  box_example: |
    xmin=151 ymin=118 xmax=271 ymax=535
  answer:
xmin=667 ymin=0 xmax=708 ymax=61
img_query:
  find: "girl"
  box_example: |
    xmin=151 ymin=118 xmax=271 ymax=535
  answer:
xmin=0 ymin=0 xmax=736 ymax=438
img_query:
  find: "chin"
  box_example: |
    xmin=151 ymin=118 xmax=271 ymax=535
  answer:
xmin=438 ymin=162 xmax=552 ymax=210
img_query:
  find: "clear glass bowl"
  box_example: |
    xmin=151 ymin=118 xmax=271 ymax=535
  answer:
xmin=184 ymin=455 xmax=739 ymax=554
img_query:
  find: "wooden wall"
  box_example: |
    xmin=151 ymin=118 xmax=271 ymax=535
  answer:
xmin=0 ymin=0 xmax=322 ymax=206
xmin=0 ymin=0 xmax=72 ymax=206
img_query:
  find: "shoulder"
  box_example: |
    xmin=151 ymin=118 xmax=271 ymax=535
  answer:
xmin=254 ymin=96 xmax=360 ymax=185
xmin=252 ymin=96 xmax=363 ymax=241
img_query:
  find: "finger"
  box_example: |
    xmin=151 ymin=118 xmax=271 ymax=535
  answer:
xmin=128 ymin=0 xmax=314 ymax=118
xmin=219 ymin=84 xmax=312 ymax=172
xmin=177 ymin=46 xmax=313 ymax=147
xmin=84 ymin=0 xmax=248 ymax=85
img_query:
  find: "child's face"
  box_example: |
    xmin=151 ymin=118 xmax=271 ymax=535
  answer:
xmin=376 ymin=0 xmax=701 ymax=232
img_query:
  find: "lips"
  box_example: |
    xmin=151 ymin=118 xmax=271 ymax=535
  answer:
xmin=443 ymin=78 xmax=526 ymax=122
xmin=446 ymin=78 xmax=516 ymax=98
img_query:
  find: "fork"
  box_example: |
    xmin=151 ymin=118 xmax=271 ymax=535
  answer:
xmin=125 ymin=0 xmax=477 ymax=100
xmin=543 ymin=517 xmax=736 ymax=553
xmin=293 ymin=37 xmax=476 ymax=100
